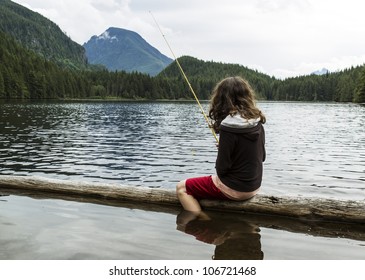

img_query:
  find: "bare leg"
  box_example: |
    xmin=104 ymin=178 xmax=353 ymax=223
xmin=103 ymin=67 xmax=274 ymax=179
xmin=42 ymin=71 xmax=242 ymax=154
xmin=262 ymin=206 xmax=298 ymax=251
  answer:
xmin=176 ymin=180 xmax=201 ymax=213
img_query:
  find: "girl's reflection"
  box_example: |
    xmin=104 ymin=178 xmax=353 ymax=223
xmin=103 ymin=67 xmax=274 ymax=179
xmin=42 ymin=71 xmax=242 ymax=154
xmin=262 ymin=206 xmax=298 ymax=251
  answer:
xmin=177 ymin=210 xmax=263 ymax=260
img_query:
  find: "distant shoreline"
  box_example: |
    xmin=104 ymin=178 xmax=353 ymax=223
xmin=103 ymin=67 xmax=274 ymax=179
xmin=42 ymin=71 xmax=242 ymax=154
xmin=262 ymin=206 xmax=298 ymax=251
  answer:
xmin=0 ymin=98 xmax=359 ymax=104
xmin=0 ymin=97 xmax=202 ymax=103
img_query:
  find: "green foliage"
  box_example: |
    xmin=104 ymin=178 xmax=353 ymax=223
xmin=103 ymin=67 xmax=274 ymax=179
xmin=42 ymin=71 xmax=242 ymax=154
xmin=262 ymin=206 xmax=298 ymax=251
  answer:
xmin=0 ymin=70 xmax=5 ymax=97
xmin=0 ymin=30 xmax=87 ymax=99
xmin=270 ymin=70 xmax=361 ymax=102
xmin=0 ymin=0 xmax=364 ymax=103
xmin=159 ymin=56 xmax=274 ymax=100
xmin=0 ymin=30 xmax=171 ymax=100
xmin=354 ymin=66 xmax=365 ymax=103
xmin=0 ymin=0 xmax=87 ymax=70
xmin=159 ymin=56 xmax=364 ymax=102
xmin=1 ymin=29 xmax=364 ymax=102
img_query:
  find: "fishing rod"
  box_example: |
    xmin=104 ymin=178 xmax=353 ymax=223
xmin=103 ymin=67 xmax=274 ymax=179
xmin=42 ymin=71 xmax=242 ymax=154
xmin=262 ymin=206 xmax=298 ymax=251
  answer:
xmin=149 ymin=11 xmax=219 ymax=144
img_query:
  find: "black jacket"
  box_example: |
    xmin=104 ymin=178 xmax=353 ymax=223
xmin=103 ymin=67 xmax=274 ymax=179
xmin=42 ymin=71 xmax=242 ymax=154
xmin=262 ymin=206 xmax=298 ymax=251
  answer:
xmin=216 ymin=121 xmax=266 ymax=192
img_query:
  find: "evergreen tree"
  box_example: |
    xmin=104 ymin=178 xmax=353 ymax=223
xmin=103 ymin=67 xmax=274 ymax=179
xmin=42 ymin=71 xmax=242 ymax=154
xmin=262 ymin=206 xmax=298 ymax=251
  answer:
xmin=1 ymin=23 xmax=365 ymax=103
xmin=354 ymin=67 xmax=365 ymax=103
xmin=27 ymin=70 xmax=45 ymax=99
xmin=0 ymin=70 xmax=4 ymax=97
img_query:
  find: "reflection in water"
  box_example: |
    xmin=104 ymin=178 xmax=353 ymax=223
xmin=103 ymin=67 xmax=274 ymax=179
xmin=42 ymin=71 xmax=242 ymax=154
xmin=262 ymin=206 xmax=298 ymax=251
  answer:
xmin=176 ymin=211 xmax=263 ymax=260
xmin=1 ymin=193 xmax=365 ymax=259
xmin=0 ymin=194 xmax=9 ymax=202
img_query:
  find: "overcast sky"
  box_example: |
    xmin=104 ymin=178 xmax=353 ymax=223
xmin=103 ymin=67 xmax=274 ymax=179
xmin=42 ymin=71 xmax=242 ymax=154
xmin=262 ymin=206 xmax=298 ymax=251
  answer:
xmin=13 ymin=0 xmax=365 ymax=78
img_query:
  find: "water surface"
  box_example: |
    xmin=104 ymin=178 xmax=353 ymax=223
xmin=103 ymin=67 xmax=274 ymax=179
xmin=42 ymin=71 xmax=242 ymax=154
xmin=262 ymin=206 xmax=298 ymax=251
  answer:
xmin=1 ymin=195 xmax=364 ymax=260
xmin=0 ymin=101 xmax=364 ymax=200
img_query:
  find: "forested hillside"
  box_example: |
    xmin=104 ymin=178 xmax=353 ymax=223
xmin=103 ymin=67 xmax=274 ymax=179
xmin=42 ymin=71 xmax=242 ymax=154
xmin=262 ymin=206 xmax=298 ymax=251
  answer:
xmin=160 ymin=56 xmax=365 ymax=102
xmin=355 ymin=68 xmax=365 ymax=103
xmin=0 ymin=0 xmax=87 ymax=69
xmin=0 ymin=31 xmax=85 ymax=98
xmin=1 ymin=0 xmax=364 ymax=102
xmin=0 ymin=30 xmax=171 ymax=99
xmin=1 ymin=29 xmax=364 ymax=102
xmin=272 ymin=67 xmax=364 ymax=102
xmin=159 ymin=56 xmax=274 ymax=100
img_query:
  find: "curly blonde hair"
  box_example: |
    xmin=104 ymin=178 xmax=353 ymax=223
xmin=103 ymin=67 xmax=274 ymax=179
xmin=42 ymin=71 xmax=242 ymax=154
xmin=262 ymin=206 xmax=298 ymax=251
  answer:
xmin=208 ymin=76 xmax=266 ymax=132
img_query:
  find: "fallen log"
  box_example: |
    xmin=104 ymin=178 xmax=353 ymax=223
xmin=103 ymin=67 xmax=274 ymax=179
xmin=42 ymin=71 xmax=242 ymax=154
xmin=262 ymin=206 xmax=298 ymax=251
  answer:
xmin=0 ymin=175 xmax=364 ymax=224
xmin=2 ymin=186 xmax=365 ymax=242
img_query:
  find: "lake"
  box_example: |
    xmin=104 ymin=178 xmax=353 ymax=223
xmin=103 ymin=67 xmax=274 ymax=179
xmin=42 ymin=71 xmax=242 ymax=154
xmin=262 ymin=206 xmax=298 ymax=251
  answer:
xmin=0 ymin=101 xmax=364 ymax=260
xmin=1 ymin=194 xmax=364 ymax=259
xmin=0 ymin=101 xmax=364 ymax=200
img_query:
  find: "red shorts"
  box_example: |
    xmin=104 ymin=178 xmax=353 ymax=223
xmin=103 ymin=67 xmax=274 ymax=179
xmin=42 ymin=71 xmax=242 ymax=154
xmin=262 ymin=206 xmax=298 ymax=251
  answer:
xmin=185 ymin=175 xmax=230 ymax=200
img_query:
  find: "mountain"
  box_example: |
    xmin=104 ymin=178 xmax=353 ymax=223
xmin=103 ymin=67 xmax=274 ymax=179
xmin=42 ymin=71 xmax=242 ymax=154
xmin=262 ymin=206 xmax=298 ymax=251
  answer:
xmin=1 ymin=0 xmax=363 ymax=102
xmin=159 ymin=56 xmax=275 ymax=99
xmin=160 ymin=56 xmax=365 ymax=102
xmin=83 ymin=27 xmax=173 ymax=76
xmin=311 ymin=68 xmax=329 ymax=75
xmin=0 ymin=0 xmax=87 ymax=69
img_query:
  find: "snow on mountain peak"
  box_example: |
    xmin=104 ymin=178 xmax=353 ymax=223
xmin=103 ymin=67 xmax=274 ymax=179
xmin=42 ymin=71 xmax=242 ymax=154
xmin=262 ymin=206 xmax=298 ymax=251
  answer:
xmin=97 ymin=31 xmax=118 ymax=41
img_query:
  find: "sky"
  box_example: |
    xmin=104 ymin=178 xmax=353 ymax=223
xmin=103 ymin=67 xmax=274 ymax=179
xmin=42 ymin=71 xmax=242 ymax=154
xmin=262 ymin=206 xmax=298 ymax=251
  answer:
xmin=12 ymin=0 xmax=365 ymax=78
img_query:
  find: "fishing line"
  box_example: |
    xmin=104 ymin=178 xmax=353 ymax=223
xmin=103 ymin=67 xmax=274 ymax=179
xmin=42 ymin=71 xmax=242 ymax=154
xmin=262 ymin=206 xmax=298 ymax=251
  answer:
xmin=149 ymin=11 xmax=219 ymax=144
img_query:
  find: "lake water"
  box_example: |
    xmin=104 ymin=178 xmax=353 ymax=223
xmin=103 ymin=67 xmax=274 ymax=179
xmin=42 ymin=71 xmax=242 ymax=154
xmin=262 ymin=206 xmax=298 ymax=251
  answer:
xmin=0 ymin=101 xmax=364 ymax=201
xmin=1 ymin=194 xmax=364 ymax=260
xmin=1 ymin=101 xmax=365 ymax=260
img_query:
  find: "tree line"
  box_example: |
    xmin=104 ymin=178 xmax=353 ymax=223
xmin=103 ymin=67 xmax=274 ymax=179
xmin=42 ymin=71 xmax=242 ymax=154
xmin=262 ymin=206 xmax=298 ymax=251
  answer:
xmin=160 ymin=56 xmax=365 ymax=102
xmin=1 ymin=30 xmax=364 ymax=103
xmin=355 ymin=67 xmax=365 ymax=103
xmin=0 ymin=31 xmax=172 ymax=100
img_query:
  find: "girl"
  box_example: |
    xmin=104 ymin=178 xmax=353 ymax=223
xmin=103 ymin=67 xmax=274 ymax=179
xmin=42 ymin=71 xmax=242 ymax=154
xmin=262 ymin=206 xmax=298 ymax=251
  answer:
xmin=176 ymin=76 xmax=266 ymax=213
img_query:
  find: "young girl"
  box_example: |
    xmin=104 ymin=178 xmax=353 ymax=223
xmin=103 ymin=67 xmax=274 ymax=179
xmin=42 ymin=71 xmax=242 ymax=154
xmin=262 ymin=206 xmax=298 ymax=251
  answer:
xmin=176 ymin=76 xmax=266 ymax=213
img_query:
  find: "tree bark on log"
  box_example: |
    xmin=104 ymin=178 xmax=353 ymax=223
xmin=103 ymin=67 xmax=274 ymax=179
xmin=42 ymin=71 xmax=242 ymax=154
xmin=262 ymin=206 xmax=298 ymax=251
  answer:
xmin=0 ymin=175 xmax=364 ymax=224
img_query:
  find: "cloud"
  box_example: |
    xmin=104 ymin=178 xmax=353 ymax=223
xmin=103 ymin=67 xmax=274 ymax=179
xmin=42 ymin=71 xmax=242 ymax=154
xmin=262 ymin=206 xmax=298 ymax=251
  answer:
xmin=11 ymin=0 xmax=365 ymax=78
xmin=254 ymin=0 xmax=311 ymax=13
xmin=90 ymin=0 xmax=129 ymax=13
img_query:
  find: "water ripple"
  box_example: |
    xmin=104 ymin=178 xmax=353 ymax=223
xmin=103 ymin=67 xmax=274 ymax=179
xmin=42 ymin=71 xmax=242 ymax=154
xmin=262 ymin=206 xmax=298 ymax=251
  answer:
xmin=0 ymin=101 xmax=364 ymax=200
